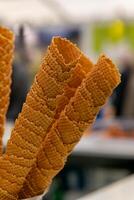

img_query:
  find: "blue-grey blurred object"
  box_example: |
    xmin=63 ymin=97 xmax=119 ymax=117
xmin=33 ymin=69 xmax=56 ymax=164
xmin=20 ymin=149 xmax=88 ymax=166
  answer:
xmin=37 ymin=26 xmax=80 ymax=47
xmin=7 ymin=25 xmax=30 ymax=121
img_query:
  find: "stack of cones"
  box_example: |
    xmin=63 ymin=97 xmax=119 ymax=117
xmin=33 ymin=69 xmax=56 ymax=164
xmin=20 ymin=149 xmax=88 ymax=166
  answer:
xmin=19 ymin=54 xmax=120 ymax=198
xmin=0 ymin=27 xmax=120 ymax=200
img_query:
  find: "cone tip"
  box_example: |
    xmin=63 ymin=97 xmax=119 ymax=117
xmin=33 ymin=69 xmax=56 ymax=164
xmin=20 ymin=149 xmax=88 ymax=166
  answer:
xmin=98 ymin=53 xmax=121 ymax=86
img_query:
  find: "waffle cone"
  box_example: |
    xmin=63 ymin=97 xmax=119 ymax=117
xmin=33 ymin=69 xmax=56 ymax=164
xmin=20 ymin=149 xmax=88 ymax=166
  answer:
xmin=0 ymin=27 xmax=14 ymax=154
xmin=18 ymin=54 xmax=120 ymax=198
xmin=0 ymin=37 xmax=93 ymax=199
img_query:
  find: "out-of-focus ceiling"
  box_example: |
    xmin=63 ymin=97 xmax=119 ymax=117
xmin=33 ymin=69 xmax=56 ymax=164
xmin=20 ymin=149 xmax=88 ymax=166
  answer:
xmin=0 ymin=0 xmax=134 ymax=25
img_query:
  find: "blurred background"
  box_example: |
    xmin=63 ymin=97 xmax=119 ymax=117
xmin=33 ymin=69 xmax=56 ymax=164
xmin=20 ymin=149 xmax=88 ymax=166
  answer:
xmin=1 ymin=0 xmax=134 ymax=199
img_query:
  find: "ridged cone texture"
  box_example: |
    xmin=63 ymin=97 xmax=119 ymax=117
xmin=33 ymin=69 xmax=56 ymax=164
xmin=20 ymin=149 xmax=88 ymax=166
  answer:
xmin=0 ymin=37 xmax=93 ymax=199
xmin=0 ymin=30 xmax=120 ymax=199
xmin=18 ymin=55 xmax=120 ymax=198
xmin=0 ymin=27 xmax=14 ymax=154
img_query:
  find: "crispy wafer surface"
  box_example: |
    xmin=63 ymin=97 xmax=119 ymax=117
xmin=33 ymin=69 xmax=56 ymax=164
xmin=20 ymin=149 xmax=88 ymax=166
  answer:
xmin=0 ymin=37 xmax=93 ymax=199
xmin=0 ymin=27 xmax=14 ymax=154
xmin=19 ymin=54 xmax=120 ymax=198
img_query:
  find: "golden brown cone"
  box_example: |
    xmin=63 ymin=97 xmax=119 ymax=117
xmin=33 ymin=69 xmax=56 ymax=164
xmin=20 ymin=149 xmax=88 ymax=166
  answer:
xmin=0 ymin=37 xmax=93 ymax=199
xmin=0 ymin=187 xmax=17 ymax=200
xmin=0 ymin=27 xmax=14 ymax=154
xmin=19 ymin=54 xmax=120 ymax=198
